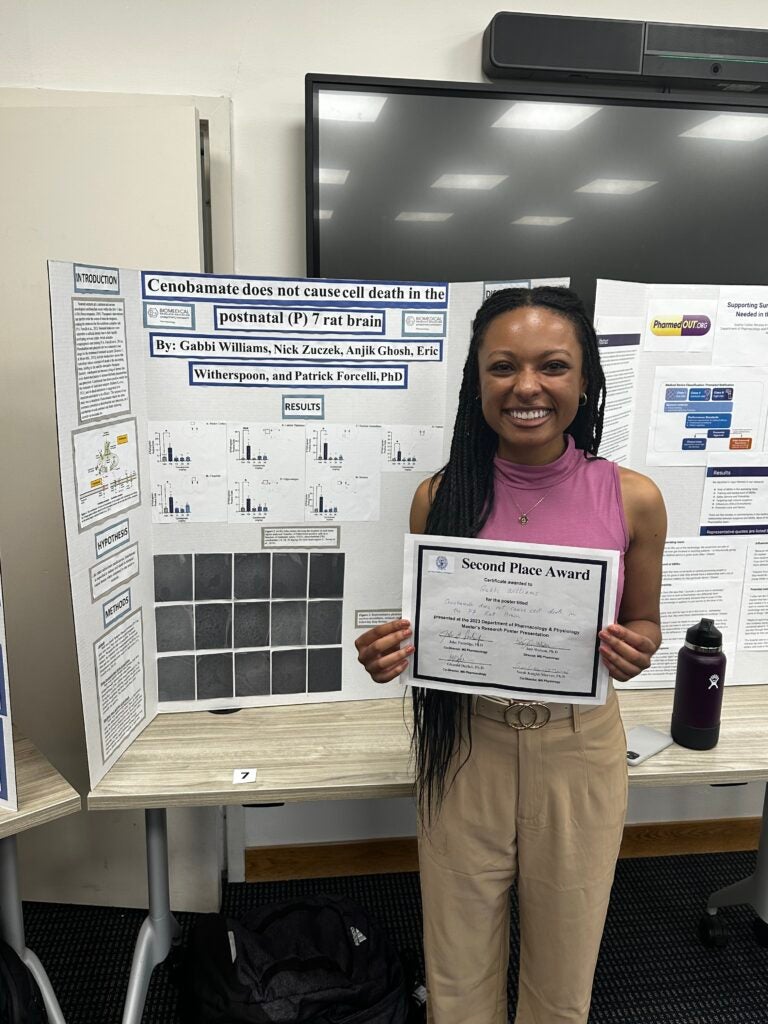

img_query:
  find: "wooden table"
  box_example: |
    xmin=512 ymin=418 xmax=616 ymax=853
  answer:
xmin=0 ymin=734 xmax=80 ymax=1024
xmin=89 ymin=685 xmax=768 ymax=1023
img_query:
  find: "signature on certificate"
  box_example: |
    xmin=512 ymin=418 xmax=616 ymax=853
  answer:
xmin=438 ymin=628 xmax=485 ymax=646
xmin=444 ymin=651 xmax=489 ymax=670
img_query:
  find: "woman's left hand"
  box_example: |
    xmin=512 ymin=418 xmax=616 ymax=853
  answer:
xmin=598 ymin=623 xmax=657 ymax=682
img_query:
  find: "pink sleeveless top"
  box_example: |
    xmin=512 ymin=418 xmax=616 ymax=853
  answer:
xmin=477 ymin=434 xmax=628 ymax=617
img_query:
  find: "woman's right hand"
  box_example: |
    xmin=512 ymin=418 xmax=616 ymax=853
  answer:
xmin=355 ymin=619 xmax=415 ymax=684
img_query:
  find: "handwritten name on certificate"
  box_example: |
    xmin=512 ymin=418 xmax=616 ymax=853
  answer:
xmin=402 ymin=534 xmax=620 ymax=705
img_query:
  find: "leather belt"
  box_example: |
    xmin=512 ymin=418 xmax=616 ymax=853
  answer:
xmin=473 ymin=695 xmax=575 ymax=729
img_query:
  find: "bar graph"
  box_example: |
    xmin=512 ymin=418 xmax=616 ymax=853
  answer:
xmin=149 ymin=421 xmax=228 ymax=524
xmin=306 ymin=483 xmax=339 ymax=517
xmin=235 ymin=480 xmax=269 ymax=516
xmin=380 ymin=424 xmax=444 ymax=473
xmin=382 ymin=432 xmax=417 ymax=467
xmin=304 ymin=473 xmax=380 ymax=523
xmin=149 ymin=426 xmax=193 ymax=465
xmin=227 ymin=475 xmax=304 ymax=524
xmin=150 ymin=473 xmax=228 ymax=524
xmin=305 ymin=425 xmax=382 ymax=522
xmin=229 ymin=426 xmax=269 ymax=466
xmin=227 ymin=423 xmax=305 ymax=475
xmin=153 ymin=481 xmax=192 ymax=520
xmin=148 ymin=422 xmax=227 ymax=473
xmin=307 ymin=427 xmax=345 ymax=465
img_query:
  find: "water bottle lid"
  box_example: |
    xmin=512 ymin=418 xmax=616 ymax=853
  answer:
xmin=685 ymin=617 xmax=722 ymax=651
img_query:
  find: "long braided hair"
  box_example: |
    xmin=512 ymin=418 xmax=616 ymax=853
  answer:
xmin=412 ymin=286 xmax=606 ymax=823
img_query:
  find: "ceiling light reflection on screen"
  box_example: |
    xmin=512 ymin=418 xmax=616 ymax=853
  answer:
xmin=432 ymin=174 xmax=507 ymax=190
xmin=680 ymin=114 xmax=768 ymax=141
xmin=318 ymin=210 xmax=333 ymax=220
xmin=318 ymin=168 xmax=350 ymax=185
xmin=576 ymin=178 xmax=657 ymax=195
xmin=395 ymin=212 xmax=453 ymax=222
xmin=318 ymin=92 xmax=387 ymax=123
xmin=513 ymin=216 xmax=572 ymax=226
xmin=492 ymin=102 xmax=601 ymax=130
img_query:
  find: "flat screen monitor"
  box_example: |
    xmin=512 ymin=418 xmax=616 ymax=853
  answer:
xmin=306 ymin=74 xmax=768 ymax=308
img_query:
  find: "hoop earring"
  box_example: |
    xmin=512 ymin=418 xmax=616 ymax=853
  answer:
xmin=579 ymin=392 xmax=588 ymax=407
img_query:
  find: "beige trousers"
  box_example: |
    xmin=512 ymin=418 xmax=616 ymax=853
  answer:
xmin=418 ymin=688 xmax=628 ymax=1024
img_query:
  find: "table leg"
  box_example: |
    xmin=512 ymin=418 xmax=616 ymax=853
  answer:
xmin=706 ymin=782 xmax=768 ymax=921
xmin=121 ymin=808 xmax=181 ymax=1024
xmin=0 ymin=835 xmax=67 ymax=1024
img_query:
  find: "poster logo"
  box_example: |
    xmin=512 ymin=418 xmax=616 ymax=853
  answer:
xmin=427 ymin=553 xmax=454 ymax=573
xmin=401 ymin=310 xmax=446 ymax=336
xmin=650 ymin=315 xmax=711 ymax=337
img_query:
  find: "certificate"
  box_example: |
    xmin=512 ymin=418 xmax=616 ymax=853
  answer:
xmin=402 ymin=534 xmax=620 ymax=705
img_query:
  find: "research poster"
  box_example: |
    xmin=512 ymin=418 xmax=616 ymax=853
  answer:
xmin=56 ymin=262 xmax=559 ymax=784
xmin=713 ymin=287 xmax=768 ymax=365
xmin=50 ymin=266 xmax=768 ymax=783
xmin=0 ymin=560 xmax=18 ymax=812
xmin=595 ymin=279 xmax=768 ymax=691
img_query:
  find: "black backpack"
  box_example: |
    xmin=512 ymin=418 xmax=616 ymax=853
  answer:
xmin=179 ymin=895 xmax=408 ymax=1024
xmin=0 ymin=941 xmax=47 ymax=1024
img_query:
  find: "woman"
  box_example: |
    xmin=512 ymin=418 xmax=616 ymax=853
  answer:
xmin=355 ymin=287 xmax=666 ymax=1024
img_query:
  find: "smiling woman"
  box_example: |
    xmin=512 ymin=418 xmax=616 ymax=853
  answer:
xmin=478 ymin=306 xmax=585 ymax=466
xmin=355 ymin=286 xmax=667 ymax=1024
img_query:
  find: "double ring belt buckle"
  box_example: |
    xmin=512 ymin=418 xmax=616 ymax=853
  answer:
xmin=503 ymin=701 xmax=552 ymax=730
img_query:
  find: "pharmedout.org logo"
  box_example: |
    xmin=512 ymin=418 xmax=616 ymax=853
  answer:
xmin=650 ymin=315 xmax=712 ymax=337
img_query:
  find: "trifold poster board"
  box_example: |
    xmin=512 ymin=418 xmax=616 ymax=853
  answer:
xmin=594 ymin=280 xmax=768 ymax=689
xmin=48 ymin=262 xmax=768 ymax=787
xmin=49 ymin=261 xmax=566 ymax=785
xmin=0 ymin=558 xmax=18 ymax=811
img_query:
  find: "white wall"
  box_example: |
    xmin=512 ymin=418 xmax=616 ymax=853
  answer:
xmin=4 ymin=0 xmax=768 ymax=278
xmin=1 ymin=1 xmax=767 ymax=858
xmin=0 ymin=99 xmax=229 ymax=910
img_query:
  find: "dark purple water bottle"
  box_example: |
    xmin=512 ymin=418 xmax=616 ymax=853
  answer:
xmin=671 ymin=618 xmax=726 ymax=750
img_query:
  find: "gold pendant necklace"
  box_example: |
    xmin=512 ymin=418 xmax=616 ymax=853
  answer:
xmin=511 ymin=494 xmax=547 ymax=526
xmin=504 ymin=437 xmax=569 ymax=525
